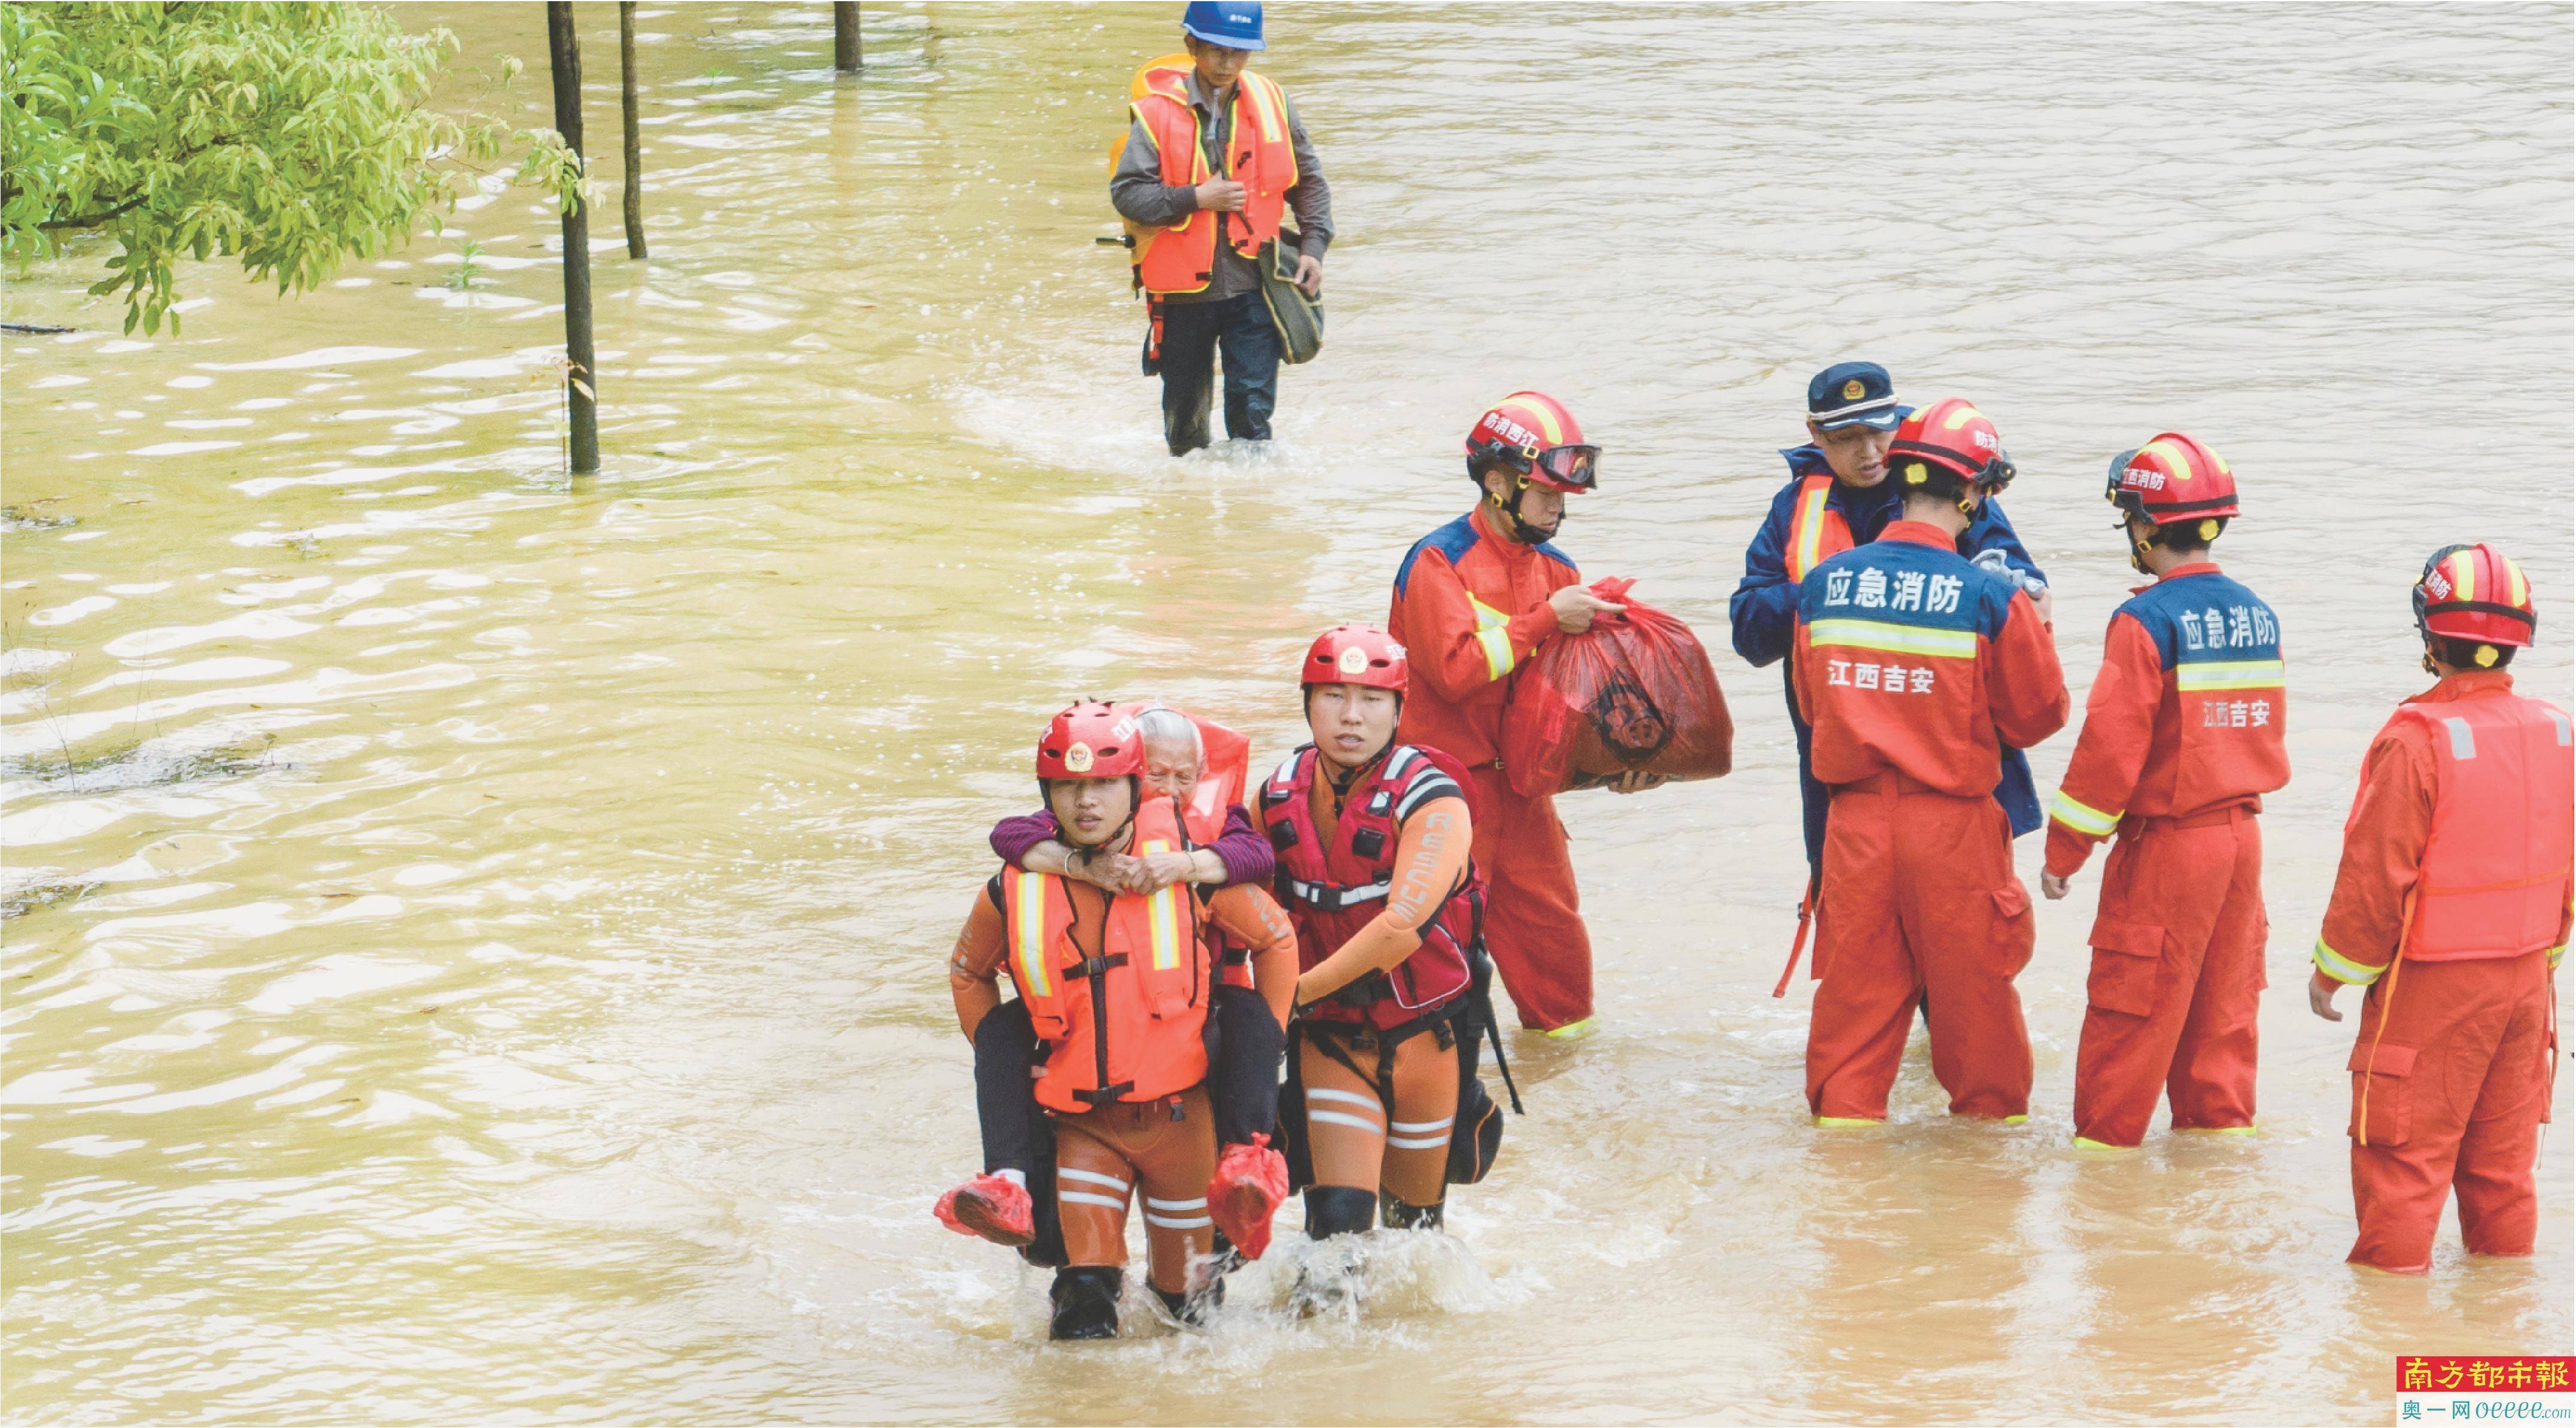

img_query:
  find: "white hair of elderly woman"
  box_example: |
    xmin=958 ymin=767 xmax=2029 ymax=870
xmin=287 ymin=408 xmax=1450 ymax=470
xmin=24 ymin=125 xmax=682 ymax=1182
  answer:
xmin=1132 ymin=706 xmax=1203 ymax=764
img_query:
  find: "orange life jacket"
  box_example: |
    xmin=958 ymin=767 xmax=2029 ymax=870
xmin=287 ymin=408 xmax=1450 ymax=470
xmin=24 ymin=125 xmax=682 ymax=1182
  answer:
xmin=2371 ymin=692 xmax=2574 ymax=961
xmin=999 ymin=796 xmax=1210 ymax=1113
xmin=1123 ymin=54 xmax=1296 ymax=296
xmin=1783 ymin=473 xmax=1856 ymax=584
xmin=1260 ymin=743 xmax=1482 ymax=1032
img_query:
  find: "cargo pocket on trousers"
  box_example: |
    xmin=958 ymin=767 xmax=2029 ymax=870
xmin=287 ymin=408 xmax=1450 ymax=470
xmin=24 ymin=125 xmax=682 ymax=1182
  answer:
xmin=2347 ymin=1041 xmax=2417 ymax=1147
xmin=1991 ymin=879 xmax=2034 ymax=978
xmin=2085 ymin=919 xmax=2166 ymax=1018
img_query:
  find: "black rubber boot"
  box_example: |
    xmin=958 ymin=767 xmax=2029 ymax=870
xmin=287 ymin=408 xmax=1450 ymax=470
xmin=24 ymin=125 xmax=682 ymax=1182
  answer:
xmin=1291 ymin=1187 xmax=1374 ymax=1320
xmin=1380 ymin=1195 xmax=1444 ymax=1231
xmin=1048 ymin=1266 xmax=1122 ymax=1341
xmin=1152 ymin=1275 xmax=1225 ymax=1329
xmin=1303 ymin=1185 xmax=1377 ymax=1241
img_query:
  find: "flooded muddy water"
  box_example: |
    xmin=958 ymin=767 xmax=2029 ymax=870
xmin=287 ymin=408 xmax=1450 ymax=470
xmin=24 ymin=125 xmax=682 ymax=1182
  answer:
xmin=3 ymin=3 xmax=2568 ymax=1421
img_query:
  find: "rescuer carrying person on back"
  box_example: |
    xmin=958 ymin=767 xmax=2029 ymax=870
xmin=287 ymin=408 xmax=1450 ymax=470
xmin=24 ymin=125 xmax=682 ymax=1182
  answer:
xmin=944 ymin=701 xmax=1299 ymax=1338
xmin=2039 ymin=436 xmax=2291 ymax=1149
xmin=1388 ymin=391 xmax=1655 ymax=1037
xmin=2309 ymin=543 xmax=2568 ymax=1275
xmin=1731 ymin=363 xmax=2052 ymax=967
xmin=1259 ymin=625 xmax=1513 ymax=1317
xmin=1110 ymin=1 xmax=1333 ymax=457
xmin=936 ymin=704 xmax=1291 ymax=1272
xmin=1792 ymin=399 xmax=2069 ymax=1125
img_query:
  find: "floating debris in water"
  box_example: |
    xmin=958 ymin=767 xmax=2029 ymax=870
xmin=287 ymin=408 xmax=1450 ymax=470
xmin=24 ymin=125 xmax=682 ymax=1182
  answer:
xmin=1 ymin=881 xmax=101 ymax=922
xmin=2 ymin=505 xmax=78 ymax=531
xmin=2 ymin=733 xmax=282 ymax=793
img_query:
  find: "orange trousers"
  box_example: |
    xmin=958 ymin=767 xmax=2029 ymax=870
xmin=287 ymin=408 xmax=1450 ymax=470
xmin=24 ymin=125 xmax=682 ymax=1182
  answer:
xmin=1467 ymin=765 xmax=1593 ymax=1031
xmin=1054 ymin=1086 xmax=1218 ymax=1296
xmin=1808 ymin=776 xmax=2034 ymax=1121
xmin=2070 ymin=811 xmax=2267 ymax=1146
xmin=1300 ymin=1029 xmax=1459 ymax=1210
xmin=2347 ymin=952 xmax=2554 ymax=1272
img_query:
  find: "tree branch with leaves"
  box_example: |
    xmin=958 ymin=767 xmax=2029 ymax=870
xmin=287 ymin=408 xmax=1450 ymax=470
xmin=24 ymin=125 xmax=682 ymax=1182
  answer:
xmin=1 ymin=1 xmax=583 ymax=335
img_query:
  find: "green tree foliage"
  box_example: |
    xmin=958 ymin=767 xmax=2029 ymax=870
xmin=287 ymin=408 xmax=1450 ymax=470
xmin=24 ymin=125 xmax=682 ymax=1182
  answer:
xmin=1 ymin=1 xmax=582 ymax=335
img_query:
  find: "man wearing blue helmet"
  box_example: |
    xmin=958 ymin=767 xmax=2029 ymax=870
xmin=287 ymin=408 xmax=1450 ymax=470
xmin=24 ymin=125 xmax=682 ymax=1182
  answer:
xmin=1728 ymin=362 xmax=2054 ymax=983
xmin=1112 ymin=1 xmax=1334 ymax=455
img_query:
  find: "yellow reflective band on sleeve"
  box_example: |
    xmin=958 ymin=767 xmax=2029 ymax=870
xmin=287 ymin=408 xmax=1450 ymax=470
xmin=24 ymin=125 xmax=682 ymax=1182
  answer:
xmin=2311 ymin=936 xmax=2386 ymax=986
xmin=1805 ymin=618 xmax=1978 ymax=660
xmin=1470 ymin=594 xmax=1516 ymax=680
xmin=2176 ymin=658 xmax=2287 ymax=691
xmin=1140 ymin=839 xmax=1183 ymax=971
xmin=2548 ymin=943 xmax=2565 ymax=970
xmin=1788 ymin=482 xmax=1829 ymax=582
xmin=1012 ymin=871 xmax=1053 ymax=997
xmin=2050 ymin=789 xmax=2122 ymax=837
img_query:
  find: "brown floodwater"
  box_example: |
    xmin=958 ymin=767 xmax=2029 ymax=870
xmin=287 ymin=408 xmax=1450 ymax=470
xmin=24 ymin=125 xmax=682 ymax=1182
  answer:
xmin=2 ymin=3 xmax=2568 ymax=1423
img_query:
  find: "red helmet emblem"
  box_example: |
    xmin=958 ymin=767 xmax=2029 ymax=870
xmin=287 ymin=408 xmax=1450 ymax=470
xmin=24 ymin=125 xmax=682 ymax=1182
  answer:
xmin=1301 ymin=624 xmax=1409 ymax=694
xmin=1035 ymin=700 xmax=1143 ymax=780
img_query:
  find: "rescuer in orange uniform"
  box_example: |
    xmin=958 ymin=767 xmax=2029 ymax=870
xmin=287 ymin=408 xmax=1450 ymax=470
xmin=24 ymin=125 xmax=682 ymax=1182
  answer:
xmin=2039 ymin=436 xmax=2291 ymax=1149
xmin=945 ymin=701 xmax=1299 ymax=1338
xmin=2309 ymin=544 xmax=2569 ymax=1275
xmin=1792 ymin=399 xmax=2069 ymax=1123
xmin=936 ymin=704 xmax=1289 ymax=1266
xmin=1258 ymin=626 xmax=1511 ymax=1314
xmin=1387 ymin=392 xmax=1649 ymax=1036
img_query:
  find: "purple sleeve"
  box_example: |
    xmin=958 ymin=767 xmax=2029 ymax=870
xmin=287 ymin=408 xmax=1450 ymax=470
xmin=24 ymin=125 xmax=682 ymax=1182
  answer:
xmin=1211 ymin=804 xmax=1275 ymax=887
xmin=989 ymin=810 xmax=1060 ymax=867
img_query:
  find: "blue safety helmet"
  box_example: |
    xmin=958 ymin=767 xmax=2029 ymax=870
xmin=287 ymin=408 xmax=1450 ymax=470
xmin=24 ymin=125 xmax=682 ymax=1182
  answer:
xmin=1181 ymin=0 xmax=1266 ymax=50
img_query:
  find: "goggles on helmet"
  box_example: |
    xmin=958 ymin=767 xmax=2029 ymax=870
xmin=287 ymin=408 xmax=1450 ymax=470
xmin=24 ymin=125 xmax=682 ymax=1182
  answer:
xmin=1486 ymin=440 xmax=1599 ymax=491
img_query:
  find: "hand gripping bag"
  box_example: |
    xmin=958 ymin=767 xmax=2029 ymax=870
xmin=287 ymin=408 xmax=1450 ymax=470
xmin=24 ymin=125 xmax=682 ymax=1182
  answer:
xmin=1499 ymin=578 xmax=1733 ymax=798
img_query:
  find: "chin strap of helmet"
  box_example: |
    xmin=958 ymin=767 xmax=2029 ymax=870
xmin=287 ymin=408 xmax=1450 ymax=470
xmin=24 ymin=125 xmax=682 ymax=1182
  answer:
xmin=1484 ymin=471 xmax=1558 ymax=545
xmin=1044 ymin=776 xmax=1142 ymax=875
xmin=1322 ymin=743 xmax=1389 ymax=816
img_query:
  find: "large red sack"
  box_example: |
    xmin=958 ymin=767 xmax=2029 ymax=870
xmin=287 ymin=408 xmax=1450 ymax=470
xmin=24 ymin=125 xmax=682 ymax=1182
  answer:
xmin=1499 ymin=579 xmax=1733 ymax=798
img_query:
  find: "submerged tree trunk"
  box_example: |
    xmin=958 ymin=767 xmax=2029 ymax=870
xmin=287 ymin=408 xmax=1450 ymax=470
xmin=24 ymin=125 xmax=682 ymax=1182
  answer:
xmin=548 ymin=1 xmax=598 ymax=474
xmin=834 ymin=2 xmax=861 ymax=71
xmin=619 ymin=1 xmax=645 ymax=259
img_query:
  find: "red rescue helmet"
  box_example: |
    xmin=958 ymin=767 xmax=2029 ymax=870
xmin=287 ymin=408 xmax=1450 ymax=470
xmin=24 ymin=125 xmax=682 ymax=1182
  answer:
xmin=2414 ymin=543 xmax=2538 ymax=654
xmin=1034 ymin=699 xmax=1145 ymax=780
xmin=2106 ymin=433 xmax=2239 ymax=539
xmin=1464 ymin=391 xmax=1598 ymax=493
xmin=1301 ymin=624 xmax=1409 ymax=694
xmin=1890 ymin=398 xmax=2016 ymax=497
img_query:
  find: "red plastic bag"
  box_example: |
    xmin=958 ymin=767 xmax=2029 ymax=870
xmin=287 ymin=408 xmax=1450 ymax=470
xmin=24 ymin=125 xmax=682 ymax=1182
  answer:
xmin=1500 ymin=578 xmax=1733 ymax=798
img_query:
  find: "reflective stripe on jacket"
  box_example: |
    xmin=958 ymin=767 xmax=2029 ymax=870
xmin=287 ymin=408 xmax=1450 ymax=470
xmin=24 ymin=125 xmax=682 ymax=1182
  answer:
xmin=1128 ymin=57 xmax=1295 ymax=296
xmin=2045 ymin=566 xmax=2292 ymax=877
xmin=2315 ymin=673 xmax=2575 ymax=984
xmin=1791 ymin=521 xmax=2069 ymax=797
xmin=1388 ymin=506 xmax=1579 ymax=769
xmin=1259 ymin=743 xmax=1480 ymax=1030
xmin=1001 ymin=796 xmax=1210 ymax=1111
